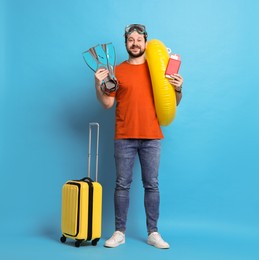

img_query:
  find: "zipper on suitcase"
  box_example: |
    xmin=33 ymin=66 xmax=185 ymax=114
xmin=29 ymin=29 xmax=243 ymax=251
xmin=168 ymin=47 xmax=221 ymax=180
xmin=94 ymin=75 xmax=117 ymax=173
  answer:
xmin=87 ymin=180 xmax=94 ymax=241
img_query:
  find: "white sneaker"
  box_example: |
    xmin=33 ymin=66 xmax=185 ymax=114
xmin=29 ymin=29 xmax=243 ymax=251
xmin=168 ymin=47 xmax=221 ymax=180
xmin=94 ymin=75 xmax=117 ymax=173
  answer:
xmin=104 ymin=231 xmax=125 ymax=248
xmin=147 ymin=232 xmax=170 ymax=249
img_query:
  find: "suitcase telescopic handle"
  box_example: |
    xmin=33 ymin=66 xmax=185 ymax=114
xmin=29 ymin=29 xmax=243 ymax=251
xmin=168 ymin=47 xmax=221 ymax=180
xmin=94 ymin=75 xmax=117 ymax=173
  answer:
xmin=88 ymin=122 xmax=99 ymax=181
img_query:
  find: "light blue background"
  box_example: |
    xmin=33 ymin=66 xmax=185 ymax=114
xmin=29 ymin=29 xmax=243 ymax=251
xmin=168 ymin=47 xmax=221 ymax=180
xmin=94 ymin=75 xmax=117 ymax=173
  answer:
xmin=1 ymin=0 xmax=259 ymax=259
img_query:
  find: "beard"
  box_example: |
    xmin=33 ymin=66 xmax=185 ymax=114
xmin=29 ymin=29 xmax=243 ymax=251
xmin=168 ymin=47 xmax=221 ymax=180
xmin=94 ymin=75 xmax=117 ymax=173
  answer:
xmin=126 ymin=45 xmax=146 ymax=58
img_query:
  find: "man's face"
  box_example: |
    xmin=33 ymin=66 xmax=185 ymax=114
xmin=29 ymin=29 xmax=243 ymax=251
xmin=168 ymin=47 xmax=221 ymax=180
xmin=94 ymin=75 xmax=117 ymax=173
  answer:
xmin=126 ymin=31 xmax=146 ymax=58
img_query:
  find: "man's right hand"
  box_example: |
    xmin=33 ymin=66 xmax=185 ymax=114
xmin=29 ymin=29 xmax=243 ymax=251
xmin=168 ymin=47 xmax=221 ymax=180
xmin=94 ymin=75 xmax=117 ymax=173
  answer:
xmin=95 ymin=68 xmax=109 ymax=87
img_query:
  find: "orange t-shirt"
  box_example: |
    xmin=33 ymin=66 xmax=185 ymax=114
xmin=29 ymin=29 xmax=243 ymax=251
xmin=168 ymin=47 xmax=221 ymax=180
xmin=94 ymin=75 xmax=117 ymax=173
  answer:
xmin=111 ymin=61 xmax=164 ymax=140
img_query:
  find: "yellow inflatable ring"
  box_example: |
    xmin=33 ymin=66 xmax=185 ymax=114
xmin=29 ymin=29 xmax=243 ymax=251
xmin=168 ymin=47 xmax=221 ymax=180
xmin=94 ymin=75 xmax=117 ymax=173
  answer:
xmin=146 ymin=39 xmax=176 ymax=126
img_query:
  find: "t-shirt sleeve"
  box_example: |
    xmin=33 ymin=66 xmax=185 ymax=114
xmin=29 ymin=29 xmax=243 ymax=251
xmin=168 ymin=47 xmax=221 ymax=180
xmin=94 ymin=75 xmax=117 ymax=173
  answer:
xmin=107 ymin=91 xmax=117 ymax=97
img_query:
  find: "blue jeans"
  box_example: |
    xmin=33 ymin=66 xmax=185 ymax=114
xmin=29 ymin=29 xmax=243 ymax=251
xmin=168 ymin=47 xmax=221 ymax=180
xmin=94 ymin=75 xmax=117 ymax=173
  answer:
xmin=114 ymin=139 xmax=161 ymax=234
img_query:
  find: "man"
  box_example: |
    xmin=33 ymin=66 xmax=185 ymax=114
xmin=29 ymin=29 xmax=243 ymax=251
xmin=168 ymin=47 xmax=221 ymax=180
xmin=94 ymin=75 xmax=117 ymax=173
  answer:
xmin=94 ymin=24 xmax=183 ymax=249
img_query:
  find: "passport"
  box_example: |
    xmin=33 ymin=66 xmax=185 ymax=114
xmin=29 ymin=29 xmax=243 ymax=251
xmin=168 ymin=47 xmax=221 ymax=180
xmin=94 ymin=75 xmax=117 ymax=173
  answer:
xmin=165 ymin=54 xmax=181 ymax=78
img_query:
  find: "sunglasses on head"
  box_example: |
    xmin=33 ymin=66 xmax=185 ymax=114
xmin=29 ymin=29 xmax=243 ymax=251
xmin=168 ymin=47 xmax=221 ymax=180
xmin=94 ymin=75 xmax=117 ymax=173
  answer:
xmin=125 ymin=24 xmax=147 ymax=35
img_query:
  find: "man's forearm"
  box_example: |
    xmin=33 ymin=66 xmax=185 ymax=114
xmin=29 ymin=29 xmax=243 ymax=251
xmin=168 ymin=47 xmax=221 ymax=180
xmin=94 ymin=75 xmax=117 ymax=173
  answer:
xmin=95 ymin=84 xmax=114 ymax=109
xmin=176 ymin=91 xmax=182 ymax=106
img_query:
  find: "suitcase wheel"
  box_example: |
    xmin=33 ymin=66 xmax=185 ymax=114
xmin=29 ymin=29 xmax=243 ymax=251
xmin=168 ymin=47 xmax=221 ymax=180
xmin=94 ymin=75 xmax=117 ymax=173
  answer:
xmin=60 ymin=235 xmax=66 ymax=243
xmin=92 ymin=238 xmax=100 ymax=246
xmin=75 ymin=240 xmax=83 ymax=247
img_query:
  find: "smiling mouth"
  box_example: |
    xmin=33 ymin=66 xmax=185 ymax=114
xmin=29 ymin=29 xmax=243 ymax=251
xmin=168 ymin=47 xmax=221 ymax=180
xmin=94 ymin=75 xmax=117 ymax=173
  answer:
xmin=131 ymin=45 xmax=140 ymax=49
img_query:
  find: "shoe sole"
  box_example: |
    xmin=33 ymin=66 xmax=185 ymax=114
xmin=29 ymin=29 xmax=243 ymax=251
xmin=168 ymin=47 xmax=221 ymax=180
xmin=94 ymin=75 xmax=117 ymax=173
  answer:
xmin=104 ymin=240 xmax=125 ymax=248
xmin=147 ymin=241 xmax=170 ymax=249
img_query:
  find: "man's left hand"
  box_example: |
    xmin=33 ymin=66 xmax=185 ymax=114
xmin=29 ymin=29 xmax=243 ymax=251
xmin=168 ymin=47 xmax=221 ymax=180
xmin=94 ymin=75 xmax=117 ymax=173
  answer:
xmin=168 ymin=74 xmax=183 ymax=92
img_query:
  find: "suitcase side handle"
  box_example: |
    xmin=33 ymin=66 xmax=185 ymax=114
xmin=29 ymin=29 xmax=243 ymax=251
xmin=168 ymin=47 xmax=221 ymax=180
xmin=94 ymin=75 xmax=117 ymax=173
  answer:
xmin=88 ymin=122 xmax=100 ymax=181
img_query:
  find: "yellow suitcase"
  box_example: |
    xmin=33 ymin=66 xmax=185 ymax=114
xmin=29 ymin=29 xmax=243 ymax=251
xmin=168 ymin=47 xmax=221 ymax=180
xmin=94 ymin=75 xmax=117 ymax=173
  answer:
xmin=60 ymin=123 xmax=102 ymax=247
